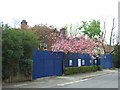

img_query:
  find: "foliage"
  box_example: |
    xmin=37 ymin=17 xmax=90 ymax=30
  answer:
xmin=79 ymin=20 xmax=101 ymax=39
xmin=0 ymin=22 xmax=11 ymax=30
xmin=97 ymin=65 xmax=102 ymax=71
xmin=52 ymin=33 xmax=103 ymax=74
xmin=52 ymin=35 xmax=103 ymax=55
xmin=2 ymin=30 xmax=24 ymax=81
xmin=2 ymin=28 xmax=39 ymax=82
xmin=64 ymin=66 xmax=100 ymax=75
xmin=19 ymin=59 xmax=32 ymax=78
xmin=112 ymin=45 xmax=120 ymax=68
xmin=21 ymin=30 xmax=39 ymax=58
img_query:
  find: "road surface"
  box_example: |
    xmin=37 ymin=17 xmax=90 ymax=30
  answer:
xmin=53 ymin=72 xmax=118 ymax=88
xmin=2 ymin=70 xmax=118 ymax=88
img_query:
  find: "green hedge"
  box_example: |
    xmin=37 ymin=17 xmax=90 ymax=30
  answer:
xmin=19 ymin=59 xmax=32 ymax=78
xmin=64 ymin=66 xmax=102 ymax=75
xmin=2 ymin=29 xmax=39 ymax=83
xmin=112 ymin=45 xmax=120 ymax=68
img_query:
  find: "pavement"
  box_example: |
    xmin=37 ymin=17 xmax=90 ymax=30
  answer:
xmin=2 ymin=69 xmax=118 ymax=88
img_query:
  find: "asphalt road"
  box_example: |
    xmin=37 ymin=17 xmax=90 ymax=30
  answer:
xmin=53 ymin=72 xmax=118 ymax=88
xmin=3 ymin=70 xmax=118 ymax=88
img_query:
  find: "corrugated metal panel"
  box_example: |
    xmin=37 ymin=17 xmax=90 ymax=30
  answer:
xmin=32 ymin=50 xmax=63 ymax=79
xmin=100 ymin=54 xmax=112 ymax=69
xmin=32 ymin=50 xmax=112 ymax=79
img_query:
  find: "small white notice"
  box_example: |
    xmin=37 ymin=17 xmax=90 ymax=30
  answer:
xmin=90 ymin=60 xmax=92 ymax=63
xmin=95 ymin=60 xmax=97 ymax=64
xmin=78 ymin=59 xmax=81 ymax=66
xmin=82 ymin=60 xmax=85 ymax=65
xmin=69 ymin=60 xmax=72 ymax=66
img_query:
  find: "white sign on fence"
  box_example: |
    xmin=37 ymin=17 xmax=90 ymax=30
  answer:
xmin=78 ymin=59 xmax=81 ymax=66
xmin=69 ymin=60 xmax=72 ymax=66
xmin=82 ymin=60 xmax=85 ymax=65
xmin=90 ymin=60 xmax=92 ymax=63
xmin=95 ymin=60 xmax=97 ymax=64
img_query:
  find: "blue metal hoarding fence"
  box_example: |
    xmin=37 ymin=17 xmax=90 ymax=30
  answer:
xmin=32 ymin=50 xmax=64 ymax=79
xmin=32 ymin=50 xmax=112 ymax=79
xmin=100 ymin=54 xmax=112 ymax=69
xmin=65 ymin=53 xmax=92 ymax=67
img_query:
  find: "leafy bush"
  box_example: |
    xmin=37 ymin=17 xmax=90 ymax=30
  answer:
xmin=65 ymin=67 xmax=73 ymax=75
xmin=73 ymin=67 xmax=79 ymax=73
xmin=112 ymin=45 xmax=120 ymax=68
xmin=2 ymin=30 xmax=24 ymax=81
xmin=2 ymin=28 xmax=39 ymax=82
xmin=91 ymin=66 xmax=97 ymax=71
xmin=21 ymin=31 xmax=39 ymax=59
xmin=64 ymin=66 xmax=100 ymax=75
xmin=97 ymin=66 xmax=102 ymax=71
xmin=19 ymin=59 xmax=32 ymax=78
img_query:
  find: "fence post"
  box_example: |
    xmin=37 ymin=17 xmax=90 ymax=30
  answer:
xmin=62 ymin=53 xmax=65 ymax=75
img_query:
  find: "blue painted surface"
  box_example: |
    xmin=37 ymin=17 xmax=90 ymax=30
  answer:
xmin=65 ymin=53 xmax=92 ymax=67
xmin=32 ymin=50 xmax=112 ymax=79
xmin=32 ymin=50 xmax=64 ymax=79
xmin=64 ymin=53 xmax=112 ymax=69
xmin=100 ymin=54 xmax=112 ymax=69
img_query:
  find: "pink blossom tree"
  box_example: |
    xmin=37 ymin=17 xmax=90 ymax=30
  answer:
xmin=51 ymin=35 xmax=97 ymax=74
xmin=51 ymin=35 xmax=97 ymax=55
xmin=51 ymin=34 xmax=104 ymax=74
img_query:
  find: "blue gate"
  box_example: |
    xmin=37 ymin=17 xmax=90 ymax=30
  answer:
xmin=32 ymin=50 xmax=64 ymax=79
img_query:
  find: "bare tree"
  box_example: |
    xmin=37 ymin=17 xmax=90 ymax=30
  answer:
xmin=98 ymin=19 xmax=107 ymax=53
xmin=112 ymin=33 xmax=115 ymax=46
xmin=103 ymin=21 xmax=106 ymax=42
xmin=110 ymin=18 xmax=116 ymax=46
xmin=100 ymin=18 xmax=116 ymax=53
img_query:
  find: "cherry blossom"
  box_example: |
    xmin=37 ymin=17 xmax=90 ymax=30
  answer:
xmin=51 ymin=35 xmax=98 ymax=55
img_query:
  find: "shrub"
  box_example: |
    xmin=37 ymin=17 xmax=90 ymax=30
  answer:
xmin=91 ymin=66 xmax=97 ymax=71
xmin=2 ymin=30 xmax=24 ymax=81
xmin=64 ymin=66 xmax=100 ymax=75
xmin=73 ymin=67 xmax=79 ymax=74
xmin=97 ymin=66 xmax=102 ymax=71
xmin=65 ymin=67 xmax=73 ymax=75
xmin=112 ymin=45 xmax=120 ymax=68
xmin=19 ymin=59 xmax=32 ymax=79
xmin=2 ymin=29 xmax=39 ymax=82
xmin=21 ymin=30 xmax=39 ymax=59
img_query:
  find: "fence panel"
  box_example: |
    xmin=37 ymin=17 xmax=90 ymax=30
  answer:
xmin=32 ymin=50 xmax=45 ymax=79
xmin=32 ymin=50 xmax=63 ymax=79
xmin=54 ymin=52 xmax=64 ymax=76
xmin=44 ymin=51 xmax=54 ymax=76
xmin=65 ymin=53 xmax=92 ymax=67
xmin=32 ymin=50 xmax=113 ymax=79
xmin=72 ymin=53 xmax=78 ymax=67
xmin=100 ymin=54 xmax=112 ymax=69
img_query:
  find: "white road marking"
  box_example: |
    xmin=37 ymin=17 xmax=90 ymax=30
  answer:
xmin=57 ymin=79 xmax=89 ymax=86
xmin=57 ymin=76 xmax=72 ymax=79
xmin=14 ymin=83 xmax=28 ymax=87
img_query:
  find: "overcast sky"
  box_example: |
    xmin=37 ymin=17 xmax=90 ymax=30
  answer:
xmin=0 ymin=0 xmax=119 ymax=44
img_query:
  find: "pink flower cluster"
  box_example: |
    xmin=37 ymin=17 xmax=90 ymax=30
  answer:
xmin=51 ymin=35 xmax=98 ymax=55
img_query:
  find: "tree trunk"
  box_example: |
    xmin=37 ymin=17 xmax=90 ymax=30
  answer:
xmin=110 ymin=18 xmax=115 ymax=46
